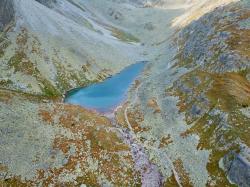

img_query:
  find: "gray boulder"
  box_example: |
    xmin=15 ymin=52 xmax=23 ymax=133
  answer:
xmin=224 ymin=149 xmax=250 ymax=187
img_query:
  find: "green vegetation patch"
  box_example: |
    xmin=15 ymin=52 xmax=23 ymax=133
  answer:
xmin=8 ymin=51 xmax=61 ymax=98
xmin=53 ymin=60 xmax=91 ymax=93
xmin=110 ymin=27 xmax=140 ymax=43
xmin=0 ymin=79 xmax=13 ymax=87
xmin=0 ymin=177 xmax=30 ymax=187
xmin=0 ymin=32 xmax=11 ymax=58
xmin=207 ymin=72 xmax=250 ymax=111
xmin=39 ymin=79 xmax=60 ymax=97
xmin=8 ymin=51 xmax=40 ymax=76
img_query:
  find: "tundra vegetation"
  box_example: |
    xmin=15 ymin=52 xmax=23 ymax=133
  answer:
xmin=0 ymin=0 xmax=249 ymax=186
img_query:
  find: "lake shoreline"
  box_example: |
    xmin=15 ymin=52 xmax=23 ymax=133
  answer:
xmin=64 ymin=61 xmax=147 ymax=113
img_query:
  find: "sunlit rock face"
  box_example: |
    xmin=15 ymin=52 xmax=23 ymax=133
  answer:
xmin=111 ymin=0 xmax=196 ymax=7
xmin=143 ymin=0 xmax=196 ymax=6
xmin=172 ymin=0 xmax=240 ymax=27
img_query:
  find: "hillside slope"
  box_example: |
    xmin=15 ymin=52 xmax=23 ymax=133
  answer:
xmin=0 ymin=0 xmax=141 ymax=97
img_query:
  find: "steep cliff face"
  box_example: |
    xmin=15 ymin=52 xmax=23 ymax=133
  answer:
xmin=35 ymin=0 xmax=57 ymax=7
xmin=0 ymin=0 xmax=14 ymax=31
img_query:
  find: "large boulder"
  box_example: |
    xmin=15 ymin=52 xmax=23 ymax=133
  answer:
xmin=223 ymin=149 xmax=250 ymax=187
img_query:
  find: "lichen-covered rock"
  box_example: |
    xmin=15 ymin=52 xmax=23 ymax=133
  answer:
xmin=0 ymin=91 xmax=141 ymax=186
xmin=223 ymin=148 xmax=250 ymax=187
xmin=168 ymin=1 xmax=250 ymax=186
xmin=174 ymin=0 xmax=250 ymax=73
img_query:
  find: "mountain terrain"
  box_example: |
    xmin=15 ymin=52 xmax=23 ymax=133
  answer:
xmin=0 ymin=0 xmax=249 ymax=186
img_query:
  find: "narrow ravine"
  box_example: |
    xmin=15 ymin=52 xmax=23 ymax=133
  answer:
xmin=105 ymin=75 xmax=182 ymax=186
xmin=109 ymin=115 xmax=163 ymax=187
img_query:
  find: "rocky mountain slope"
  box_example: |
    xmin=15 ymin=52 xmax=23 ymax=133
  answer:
xmin=0 ymin=0 xmax=249 ymax=186
xmin=132 ymin=1 xmax=250 ymax=186
xmin=0 ymin=0 xmax=142 ymax=97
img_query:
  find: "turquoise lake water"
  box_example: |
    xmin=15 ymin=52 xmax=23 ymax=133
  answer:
xmin=64 ymin=62 xmax=146 ymax=112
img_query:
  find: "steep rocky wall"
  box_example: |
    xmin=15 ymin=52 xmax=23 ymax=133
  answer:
xmin=0 ymin=0 xmax=14 ymax=31
xmin=35 ymin=0 xmax=57 ymax=8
